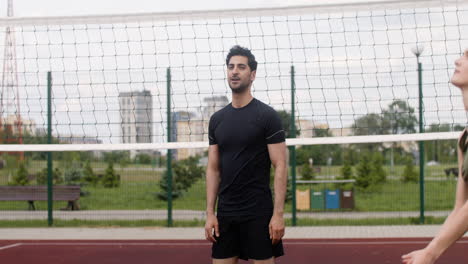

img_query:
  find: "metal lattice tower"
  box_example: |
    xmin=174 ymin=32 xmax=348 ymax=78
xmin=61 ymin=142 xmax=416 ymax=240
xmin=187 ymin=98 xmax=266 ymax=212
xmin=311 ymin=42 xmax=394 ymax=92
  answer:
xmin=0 ymin=0 xmax=23 ymax=154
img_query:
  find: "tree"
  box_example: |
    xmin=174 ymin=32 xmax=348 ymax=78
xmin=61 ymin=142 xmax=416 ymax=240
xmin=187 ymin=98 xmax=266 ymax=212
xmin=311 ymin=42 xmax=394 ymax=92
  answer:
xmin=59 ymin=151 xmax=93 ymax=166
xmin=354 ymin=152 xmax=372 ymax=190
xmin=425 ymin=123 xmax=461 ymax=163
xmin=2 ymin=124 xmax=15 ymax=144
xmin=82 ymin=161 xmax=98 ymax=186
xmin=1 ymin=154 xmax=19 ymax=181
xmin=340 ymin=160 xmax=353 ymax=180
xmin=135 ymin=153 xmax=152 ymax=165
xmin=157 ymin=171 xmax=181 ymax=200
xmin=336 ymin=159 xmax=354 ymax=190
xmin=343 ymin=147 xmax=359 ymax=166
xmin=352 ymin=113 xmax=385 ymax=136
xmin=11 ymin=162 xmax=29 ymax=186
xmin=297 ymin=145 xmax=343 ymax=166
xmin=382 ymin=100 xmax=417 ymax=135
xmin=102 ymin=162 xmax=120 ymax=188
xmin=276 ymin=110 xmax=300 ymax=138
xmin=351 ymin=113 xmax=386 ymax=152
xmin=300 ymin=163 xmax=315 ymax=180
xmin=334 ymin=149 xmax=354 ymax=190
xmin=157 ymin=156 xmax=203 ymax=200
xmin=36 ymin=167 xmax=63 ymax=185
xmin=102 ymin=151 xmax=131 ymax=164
xmin=402 ymin=156 xmax=418 ymax=183
xmin=296 ymin=128 xmax=342 ymax=166
xmin=382 ymin=100 xmax=418 ymax=167
xmin=370 ymin=152 xmax=387 ymax=184
xmin=64 ymin=161 xmax=84 ymax=185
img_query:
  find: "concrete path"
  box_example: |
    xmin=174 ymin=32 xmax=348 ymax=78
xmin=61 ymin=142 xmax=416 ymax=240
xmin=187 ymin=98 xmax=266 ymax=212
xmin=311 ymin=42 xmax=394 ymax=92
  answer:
xmin=0 ymin=210 xmax=451 ymax=220
xmin=0 ymin=225 xmax=466 ymax=240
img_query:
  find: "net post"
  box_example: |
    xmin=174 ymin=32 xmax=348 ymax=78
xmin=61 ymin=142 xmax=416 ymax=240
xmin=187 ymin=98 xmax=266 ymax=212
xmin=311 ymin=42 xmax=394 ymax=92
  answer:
xmin=47 ymin=71 xmax=53 ymax=227
xmin=417 ymin=61 xmax=425 ymax=224
xmin=290 ymin=65 xmax=297 ymax=226
xmin=166 ymin=67 xmax=173 ymax=227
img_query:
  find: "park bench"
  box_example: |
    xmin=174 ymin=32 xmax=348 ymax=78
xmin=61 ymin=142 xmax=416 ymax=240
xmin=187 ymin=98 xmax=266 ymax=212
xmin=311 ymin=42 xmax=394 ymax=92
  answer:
xmin=0 ymin=185 xmax=81 ymax=210
xmin=444 ymin=167 xmax=459 ymax=179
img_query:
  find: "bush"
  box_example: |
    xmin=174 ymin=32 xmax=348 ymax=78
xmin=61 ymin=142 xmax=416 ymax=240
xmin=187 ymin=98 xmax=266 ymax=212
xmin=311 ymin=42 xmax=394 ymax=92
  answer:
xmin=370 ymin=152 xmax=387 ymax=184
xmin=36 ymin=167 xmax=63 ymax=185
xmin=82 ymin=161 xmax=98 ymax=186
xmin=11 ymin=162 xmax=29 ymax=186
xmin=300 ymin=164 xmax=315 ymax=180
xmin=341 ymin=161 xmax=353 ymax=180
xmin=64 ymin=161 xmax=84 ymax=185
xmin=102 ymin=162 xmax=120 ymax=188
xmin=134 ymin=153 xmax=152 ymax=165
xmin=402 ymin=156 xmax=418 ymax=183
xmin=336 ymin=159 xmax=354 ymax=190
xmin=156 ymin=171 xmax=181 ymax=201
xmin=355 ymin=153 xmax=372 ymax=190
xmin=173 ymin=157 xmax=204 ymax=191
xmin=157 ymin=157 xmax=203 ymax=200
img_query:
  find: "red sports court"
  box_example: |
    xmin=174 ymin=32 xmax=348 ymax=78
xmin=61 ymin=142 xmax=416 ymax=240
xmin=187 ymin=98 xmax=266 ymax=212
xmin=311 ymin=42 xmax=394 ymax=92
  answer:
xmin=1 ymin=226 xmax=467 ymax=264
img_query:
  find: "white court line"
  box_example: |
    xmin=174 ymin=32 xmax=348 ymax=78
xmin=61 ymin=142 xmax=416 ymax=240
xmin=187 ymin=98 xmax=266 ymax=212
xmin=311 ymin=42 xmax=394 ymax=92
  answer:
xmin=20 ymin=242 xmax=212 ymax=246
xmin=17 ymin=240 xmax=468 ymax=247
xmin=0 ymin=243 xmax=22 ymax=251
xmin=286 ymin=240 xmax=468 ymax=245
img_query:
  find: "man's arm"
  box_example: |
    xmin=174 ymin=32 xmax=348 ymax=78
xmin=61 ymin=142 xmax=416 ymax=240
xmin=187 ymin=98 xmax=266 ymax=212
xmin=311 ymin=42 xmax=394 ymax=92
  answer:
xmin=267 ymin=142 xmax=287 ymax=245
xmin=205 ymin=144 xmax=221 ymax=242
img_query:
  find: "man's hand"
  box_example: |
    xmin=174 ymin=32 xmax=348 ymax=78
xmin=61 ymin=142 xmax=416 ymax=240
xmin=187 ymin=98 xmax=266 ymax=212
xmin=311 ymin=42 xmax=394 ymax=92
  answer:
xmin=269 ymin=214 xmax=285 ymax=245
xmin=204 ymin=213 xmax=219 ymax=243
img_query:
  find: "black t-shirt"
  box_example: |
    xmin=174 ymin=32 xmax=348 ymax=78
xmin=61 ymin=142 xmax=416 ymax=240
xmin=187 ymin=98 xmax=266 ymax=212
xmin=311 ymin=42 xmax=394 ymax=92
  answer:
xmin=208 ymin=98 xmax=285 ymax=216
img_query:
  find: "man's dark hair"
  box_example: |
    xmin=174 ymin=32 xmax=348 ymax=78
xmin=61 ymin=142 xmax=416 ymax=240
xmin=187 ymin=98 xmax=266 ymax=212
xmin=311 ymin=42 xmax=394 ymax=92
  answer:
xmin=226 ymin=45 xmax=257 ymax=71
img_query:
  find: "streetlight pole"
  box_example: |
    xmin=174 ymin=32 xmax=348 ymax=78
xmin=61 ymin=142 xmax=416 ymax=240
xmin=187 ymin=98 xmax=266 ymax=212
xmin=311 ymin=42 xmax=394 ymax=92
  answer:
xmin=412 ymin=45 xmax=425 ymax=224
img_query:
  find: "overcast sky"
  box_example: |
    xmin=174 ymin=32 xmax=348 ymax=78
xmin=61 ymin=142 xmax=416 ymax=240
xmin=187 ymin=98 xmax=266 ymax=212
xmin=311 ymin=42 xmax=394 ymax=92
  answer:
xmin=0 ymin=0 xmax=466 ymax=144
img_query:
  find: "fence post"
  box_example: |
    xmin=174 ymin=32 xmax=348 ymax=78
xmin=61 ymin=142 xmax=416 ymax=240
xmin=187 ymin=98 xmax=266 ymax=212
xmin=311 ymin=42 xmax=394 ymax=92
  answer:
xmin=47 ymin=71 xmax=53 ymax=226
xmin=290 ymin=65 xmax=297 ymax=226
xmin=417 ymin=60 xmax=425 ymax=224
xmin=166 ymin=68 xmax=173 ymax=227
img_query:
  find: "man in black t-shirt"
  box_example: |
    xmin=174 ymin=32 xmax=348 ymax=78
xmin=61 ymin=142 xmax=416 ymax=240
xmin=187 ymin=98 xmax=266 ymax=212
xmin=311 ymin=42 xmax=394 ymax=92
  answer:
xmin=204 ymin=45 xmax=287 ymax=264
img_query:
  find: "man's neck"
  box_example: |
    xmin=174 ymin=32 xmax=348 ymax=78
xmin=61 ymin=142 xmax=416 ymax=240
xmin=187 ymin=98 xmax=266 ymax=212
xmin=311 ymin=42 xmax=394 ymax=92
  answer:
xmin=231 ymin=91 xmax=254 ymax=108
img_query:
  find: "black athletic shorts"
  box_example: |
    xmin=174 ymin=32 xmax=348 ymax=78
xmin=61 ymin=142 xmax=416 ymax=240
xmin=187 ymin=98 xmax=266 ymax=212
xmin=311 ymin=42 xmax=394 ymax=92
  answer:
xmin=211 ymin=214 xmax=284 ymax=261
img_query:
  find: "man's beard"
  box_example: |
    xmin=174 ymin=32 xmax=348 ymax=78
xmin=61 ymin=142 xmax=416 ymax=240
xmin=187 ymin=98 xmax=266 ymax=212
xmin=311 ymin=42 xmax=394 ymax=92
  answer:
xmin=229 ymin=80 xmax=250 ymax=94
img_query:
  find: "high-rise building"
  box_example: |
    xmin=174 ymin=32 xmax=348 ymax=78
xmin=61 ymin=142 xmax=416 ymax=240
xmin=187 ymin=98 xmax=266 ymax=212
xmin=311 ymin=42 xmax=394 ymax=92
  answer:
xmin=175 ymin=119 xmax=206 ymax=160
xmin=170 ymin=96 xmax=227 ymax=160
xmin=119 ymin=90 xmax=153 ymax=148
xmin=296 ymin=119 xmax=314 ymax=138
xmin=202 ymin=96 xmax=228 ymax=120
xmin=2 ymin=115 xmax=36 ymax=136
xmin=171 ymin=111 xmax=193 ymax=143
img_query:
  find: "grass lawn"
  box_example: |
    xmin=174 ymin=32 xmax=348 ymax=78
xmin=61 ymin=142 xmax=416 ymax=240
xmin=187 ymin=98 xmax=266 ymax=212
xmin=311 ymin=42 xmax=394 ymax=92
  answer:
xmin=0 ymin=216 xmax=447 ymax=228
xmin=0 ymin=178 xmax=457 ymax=212
xmin=0 ymin=160 xmax=459 ymax=213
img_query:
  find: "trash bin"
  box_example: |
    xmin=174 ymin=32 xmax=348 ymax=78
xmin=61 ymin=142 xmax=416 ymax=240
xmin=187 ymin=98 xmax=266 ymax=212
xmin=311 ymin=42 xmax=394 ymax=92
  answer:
xmin=325 ymin=189 xmax=340 ymax=209
xmin=340 ymin=189 xmax=355 ymax=209
xmin=296 ymin=189 xmax=310 ymax=211
xmin=310 ymin=189 xmax=325 ymax=210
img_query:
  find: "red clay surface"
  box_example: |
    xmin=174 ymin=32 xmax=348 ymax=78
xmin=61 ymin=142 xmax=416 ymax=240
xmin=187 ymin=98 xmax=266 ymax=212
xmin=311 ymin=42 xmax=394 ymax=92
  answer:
xmin=0 ymin=238 xmax=466 ymax=264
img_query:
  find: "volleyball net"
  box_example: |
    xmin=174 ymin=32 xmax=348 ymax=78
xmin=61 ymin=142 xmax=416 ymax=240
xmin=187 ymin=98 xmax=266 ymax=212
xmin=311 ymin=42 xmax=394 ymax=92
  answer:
xmin=0 ymin=0 xmax=466 ymax=225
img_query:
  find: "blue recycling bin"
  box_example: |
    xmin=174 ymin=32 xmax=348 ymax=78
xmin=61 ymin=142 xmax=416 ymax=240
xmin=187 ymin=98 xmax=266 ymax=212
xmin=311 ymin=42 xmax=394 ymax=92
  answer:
xmin=325 ymin=189 xmax=340 ymax=209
